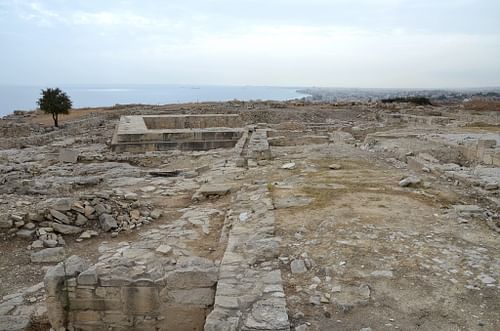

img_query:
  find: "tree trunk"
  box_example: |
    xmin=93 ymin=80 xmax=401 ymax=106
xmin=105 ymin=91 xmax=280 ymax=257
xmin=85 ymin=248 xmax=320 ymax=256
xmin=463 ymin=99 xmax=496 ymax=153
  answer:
xmin=53 ymin=113 xmax=58 ymax=127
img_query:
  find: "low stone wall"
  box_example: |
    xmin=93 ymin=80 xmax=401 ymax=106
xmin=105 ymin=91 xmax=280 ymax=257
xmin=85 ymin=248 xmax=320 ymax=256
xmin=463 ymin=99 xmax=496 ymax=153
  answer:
xmin=45 ymin=255 xmax=217 ymax=331
xmin=205 ymin=185 xmax=290 ymax=331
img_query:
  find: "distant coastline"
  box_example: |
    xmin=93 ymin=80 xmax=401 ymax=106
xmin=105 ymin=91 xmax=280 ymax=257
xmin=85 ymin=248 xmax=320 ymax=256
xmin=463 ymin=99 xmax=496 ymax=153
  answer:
xmin=0 ymin=85 xmax=308 ymax=117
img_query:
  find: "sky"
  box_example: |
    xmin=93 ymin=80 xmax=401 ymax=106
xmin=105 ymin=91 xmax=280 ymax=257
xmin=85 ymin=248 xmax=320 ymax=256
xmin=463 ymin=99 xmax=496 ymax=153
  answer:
xmin=0 ymin=0 xmax=499 ymax=88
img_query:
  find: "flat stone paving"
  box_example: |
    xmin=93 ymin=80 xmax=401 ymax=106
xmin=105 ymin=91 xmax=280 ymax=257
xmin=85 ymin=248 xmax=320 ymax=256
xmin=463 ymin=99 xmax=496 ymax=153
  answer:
xmin=205 ymin=184 xmax=290 ymax=331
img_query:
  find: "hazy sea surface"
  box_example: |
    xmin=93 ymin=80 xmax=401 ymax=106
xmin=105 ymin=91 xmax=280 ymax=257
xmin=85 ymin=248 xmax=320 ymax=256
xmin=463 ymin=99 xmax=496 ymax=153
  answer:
xmin=0 ymin=84 xmax=307 ymax=117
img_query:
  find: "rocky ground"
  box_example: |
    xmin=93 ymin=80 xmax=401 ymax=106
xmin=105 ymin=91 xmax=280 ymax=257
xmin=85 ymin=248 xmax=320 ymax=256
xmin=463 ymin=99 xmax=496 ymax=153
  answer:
xmin=0 ymin=100 xmax=498 ymax=330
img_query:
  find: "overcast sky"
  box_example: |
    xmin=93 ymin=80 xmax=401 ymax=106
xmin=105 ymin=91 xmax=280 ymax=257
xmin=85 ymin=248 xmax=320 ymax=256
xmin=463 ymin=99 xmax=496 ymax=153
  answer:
xmin=1 ymin=0 xmax=499 ymax=88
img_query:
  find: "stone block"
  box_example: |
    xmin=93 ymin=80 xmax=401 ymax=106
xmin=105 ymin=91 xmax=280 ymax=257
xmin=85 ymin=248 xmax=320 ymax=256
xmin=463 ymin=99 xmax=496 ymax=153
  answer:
xmin=165 ymin=288 xmax=215 ymax=306
xmin=71 ymin=299 xmax=121 ymax=311
xmin=95 ymin=287 xmax=122 ymax=299
xmin=163 ymin=305 xmax=208 ymax=331
xmin=78 ymin=266 xmax=98 ymax=285
xmin=166 ymin=267 xmax=217 ymax=290
xmin=122 ymin=287 xmax=160 ymax=315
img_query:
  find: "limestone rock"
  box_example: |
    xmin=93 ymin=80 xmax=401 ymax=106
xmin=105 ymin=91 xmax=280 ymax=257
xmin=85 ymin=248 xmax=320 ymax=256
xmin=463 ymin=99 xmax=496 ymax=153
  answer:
xmin=244 ymin=298 xmax=290 ymax=330
xmin=58 ymin=149 xmax=79 ymax=163
xmin=79 ymin=230 xmax=99 ymax=239
xmin=49 ymin=209 xmax=70 ymax=224
xmin=84 ymin=205 xmax=95 ymax=218
xmin=281 ymin=162 xmax=296 ymax=170
xmin=31 ymin=247 xmax=66 ymax=263
xmin=51 ymin=222 xmax=83 ymax=235
xmin=291 ymin=259 xmax=307 ymax=274
xmin=0 ymin=215 xmax=13 ymax=228
xmin=16 ymin=229 xmax=35 ymax=240
xmin=0 ymin=315 xmax=31 ymax=331
xmin=75 ymin=213 xmax=88 ymax=226
xmin=99 ymin=213 xmax=118 ymax=232
xmin=150 ymin=209 xmax=162 ymax=220
xmin=156 ymin=244 xmax=172 ymax=255
xmin=51 ymin=198 xmax=73 ymax=211
xmin=398 ymin=176 xmax=421 ymax=187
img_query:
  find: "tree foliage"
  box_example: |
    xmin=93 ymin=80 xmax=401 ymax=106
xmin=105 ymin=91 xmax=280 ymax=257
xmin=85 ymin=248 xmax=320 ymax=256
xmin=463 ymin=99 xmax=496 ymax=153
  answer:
xmin=37 ymin=88 xmax=72 ymax=127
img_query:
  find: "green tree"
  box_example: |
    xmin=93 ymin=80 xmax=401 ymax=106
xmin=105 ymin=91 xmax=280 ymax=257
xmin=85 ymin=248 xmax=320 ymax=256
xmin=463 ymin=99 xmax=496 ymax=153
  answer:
xmin=37 ymin=88 xmax=72 ymax=127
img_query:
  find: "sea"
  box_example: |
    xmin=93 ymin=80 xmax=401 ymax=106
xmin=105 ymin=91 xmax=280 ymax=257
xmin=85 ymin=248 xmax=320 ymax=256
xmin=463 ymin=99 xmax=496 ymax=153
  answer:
xmin=0 ymin=84 xmax=307 ymax=117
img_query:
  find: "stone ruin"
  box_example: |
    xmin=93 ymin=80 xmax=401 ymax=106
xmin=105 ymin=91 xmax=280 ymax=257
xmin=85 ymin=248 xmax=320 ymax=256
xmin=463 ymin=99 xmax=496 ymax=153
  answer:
xmin=44 ymin=185 xmax=289 ymax=331
xmin=111 ymin=114 xmax=245 ymax=152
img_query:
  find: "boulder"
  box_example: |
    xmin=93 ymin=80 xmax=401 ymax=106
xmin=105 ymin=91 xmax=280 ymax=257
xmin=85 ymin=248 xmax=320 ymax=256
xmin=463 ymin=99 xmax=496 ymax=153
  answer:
xmin=329 ymin=164 xmax=342 ymax=170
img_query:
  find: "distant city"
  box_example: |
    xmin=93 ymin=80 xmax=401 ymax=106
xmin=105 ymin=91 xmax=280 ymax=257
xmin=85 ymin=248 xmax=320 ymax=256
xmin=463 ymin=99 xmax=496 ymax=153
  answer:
xmin=298 ymin=87 xmax=500 ymax=103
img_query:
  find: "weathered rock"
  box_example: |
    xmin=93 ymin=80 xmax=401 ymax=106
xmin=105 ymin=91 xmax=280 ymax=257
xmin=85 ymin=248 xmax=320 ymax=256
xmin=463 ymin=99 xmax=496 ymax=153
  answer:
xmin=398 ymin=176 xmax=421 ymax=187
xmin=79 ymin=230 xmax=99 ymax=239
xmin=484 ymin=182 xmax=499 ymax=191
xmin=150 ymin=209 xmax=162 ymax=220
xmin=24 ymin=222 xmax=36 ymax=230
xmin=0 ymin=315 xmax=31 ymax=331
xmin=99 ymin=213 xmax=118 ymax=232
xmin=329 ymin=163 xmax=342 ymax=170
xmin=281 ymin=162 xmax=296 ymax=170
xmin=16 ymin=229 xmax=35 ymax=240
xmin=31 ymin=240 xmax=44 ymax=249
xmin=51 ymin=198 xmax=73 ymax=211
xmin=43 ymin=239 xmax=58 ymax=248
xmin=77 ymin=266 xmax=98 ymax=285
xmin=196 ymin=184 xmax=232 ymax=198
xmin=94 ymin=203 xmax=107 ymax=215
xmin=0 ymin=215 xmax=13 ymax=228
xmin=130 ymin=209 xmax=141 ymax=220
xmin=59 ymin=149 xmax=79 ymax=163
xmin=156 ymin=244 xmax=172 ymax=255
xmin=453 ymin=204 xmax=483 ymax=217
xmin=244 ymin=298 xmax=290 ymax=330
xmin=49 ymin=209 xmax=70 ymax=224
xmin=83 ymin=205 xmax=95 ymax=218
xmin=291 ymin=259 xmax=307 ymax=274
xmin=75 ymin=213 xmax=88 ymax=226
xmin=51 ymin=222 xmax=83 ymax=235
xmin=31 ymin=247 xmax=66 ymax=263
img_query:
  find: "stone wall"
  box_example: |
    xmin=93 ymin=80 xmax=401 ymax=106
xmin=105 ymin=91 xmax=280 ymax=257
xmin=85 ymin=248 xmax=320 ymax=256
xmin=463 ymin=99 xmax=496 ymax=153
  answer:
xmin=45 ymin=254 xmax=217 ymax=331
xmin=143 ymin=114 xmax=243 ymax=130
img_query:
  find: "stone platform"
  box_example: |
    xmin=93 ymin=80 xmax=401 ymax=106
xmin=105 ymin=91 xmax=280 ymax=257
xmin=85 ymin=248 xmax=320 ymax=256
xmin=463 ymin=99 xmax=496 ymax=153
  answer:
xmin=111 ymin=115 xmax=245 ymax=152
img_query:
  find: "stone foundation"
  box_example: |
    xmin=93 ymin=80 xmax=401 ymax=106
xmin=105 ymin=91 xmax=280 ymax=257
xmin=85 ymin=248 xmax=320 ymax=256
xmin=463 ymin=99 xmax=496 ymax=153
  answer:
xmin=111 ymin=115 xmax=245 ymax=152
